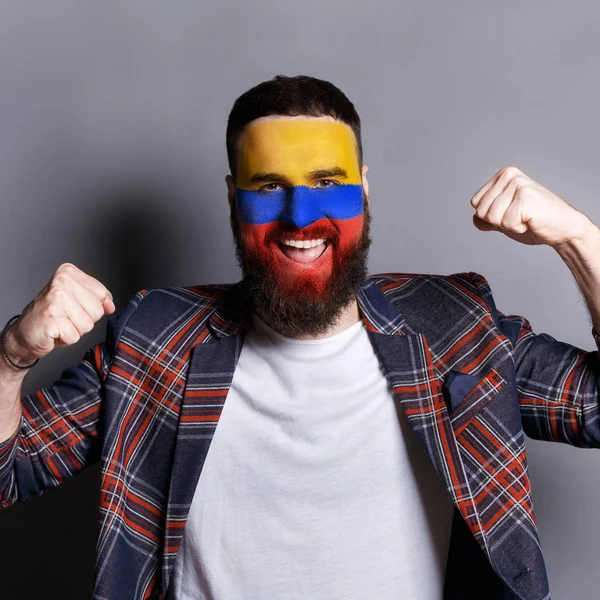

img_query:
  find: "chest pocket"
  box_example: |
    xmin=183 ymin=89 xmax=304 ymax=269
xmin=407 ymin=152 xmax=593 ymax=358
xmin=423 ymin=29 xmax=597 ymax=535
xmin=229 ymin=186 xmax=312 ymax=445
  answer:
xmin=444 ymin=367 xmax=507 ymax=436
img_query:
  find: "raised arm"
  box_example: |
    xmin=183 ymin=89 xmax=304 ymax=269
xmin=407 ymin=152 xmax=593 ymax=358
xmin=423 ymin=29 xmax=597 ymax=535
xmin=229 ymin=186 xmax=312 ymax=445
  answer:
xmin=469 ymin=166 xmax=600 ymax=446
xmin=0 ymin=263 xmax=115 ymax=441
xmin=0 ymin=263 xmax=142 ymax=506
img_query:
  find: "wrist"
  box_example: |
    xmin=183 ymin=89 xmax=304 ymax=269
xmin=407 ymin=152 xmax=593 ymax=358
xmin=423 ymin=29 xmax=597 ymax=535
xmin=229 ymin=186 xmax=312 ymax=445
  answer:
xmin=553 ymin=215 xmax=600 ymax=267
xmin=1 ymin=318 xmax=38 ymax=371
xmin=0 ymin=346 xmax=29 ymax=381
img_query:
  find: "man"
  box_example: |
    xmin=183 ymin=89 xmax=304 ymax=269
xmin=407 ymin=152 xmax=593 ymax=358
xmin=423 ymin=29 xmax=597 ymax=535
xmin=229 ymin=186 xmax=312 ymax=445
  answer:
xmin=1 ymin=74 xmax=599 ymax=600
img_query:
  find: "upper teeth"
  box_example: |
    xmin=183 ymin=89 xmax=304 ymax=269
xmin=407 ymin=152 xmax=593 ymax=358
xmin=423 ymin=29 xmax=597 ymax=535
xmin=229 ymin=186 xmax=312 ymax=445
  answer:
xmin=281 ymin=238 xmax=326 ymax=249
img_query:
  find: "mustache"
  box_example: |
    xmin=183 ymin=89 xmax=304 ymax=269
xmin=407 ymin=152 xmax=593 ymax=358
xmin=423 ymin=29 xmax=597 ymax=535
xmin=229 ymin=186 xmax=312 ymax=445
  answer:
xmin=263 ymin=221 xmax=341 ymax=246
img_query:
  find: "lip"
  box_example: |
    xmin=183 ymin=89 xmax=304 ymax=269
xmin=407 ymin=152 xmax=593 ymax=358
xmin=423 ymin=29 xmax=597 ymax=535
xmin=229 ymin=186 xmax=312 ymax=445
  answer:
xmin=275 ymin=240 xmax=331 ymax=268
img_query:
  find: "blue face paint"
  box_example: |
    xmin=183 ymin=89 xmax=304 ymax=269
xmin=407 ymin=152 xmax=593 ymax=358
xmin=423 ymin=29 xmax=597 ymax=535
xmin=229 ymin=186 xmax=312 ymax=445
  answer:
xmin=235 ymin=184 xmax=364 ymax=229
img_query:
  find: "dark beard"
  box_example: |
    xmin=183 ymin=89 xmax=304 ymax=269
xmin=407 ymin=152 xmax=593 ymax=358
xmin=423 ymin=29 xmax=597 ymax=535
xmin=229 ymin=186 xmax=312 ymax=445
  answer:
xmin=230 ymin=197 xmax=372 ymax=338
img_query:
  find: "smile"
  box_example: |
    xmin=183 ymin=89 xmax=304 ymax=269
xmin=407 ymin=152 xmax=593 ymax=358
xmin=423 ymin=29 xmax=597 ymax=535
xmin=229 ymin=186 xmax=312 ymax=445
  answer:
xmin=277 ymin=238 xmax=329 ymax=265
xmin=280 ymin=238 xmax=326 ymax=248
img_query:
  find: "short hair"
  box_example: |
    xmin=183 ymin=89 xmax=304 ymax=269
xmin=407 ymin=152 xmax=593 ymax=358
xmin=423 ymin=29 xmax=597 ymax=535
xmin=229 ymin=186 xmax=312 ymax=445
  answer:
xmin=226 ymin=74 xmax=362 ymax=181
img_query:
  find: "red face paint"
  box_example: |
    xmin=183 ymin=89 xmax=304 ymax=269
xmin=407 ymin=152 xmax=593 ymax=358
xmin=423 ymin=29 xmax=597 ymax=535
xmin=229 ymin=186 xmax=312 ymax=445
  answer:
xmin=237 ymin=214 xmax=365 ymax=299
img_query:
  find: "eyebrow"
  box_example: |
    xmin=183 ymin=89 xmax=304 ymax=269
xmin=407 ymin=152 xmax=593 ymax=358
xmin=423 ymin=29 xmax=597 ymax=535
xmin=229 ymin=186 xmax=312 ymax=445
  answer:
xmin=308 ymin=167 xmax=348 ymax=180
xmin=248 ymin=167 xmax=349 ymax=185
xmin=249 ymin=172 xmax=291 ymax=184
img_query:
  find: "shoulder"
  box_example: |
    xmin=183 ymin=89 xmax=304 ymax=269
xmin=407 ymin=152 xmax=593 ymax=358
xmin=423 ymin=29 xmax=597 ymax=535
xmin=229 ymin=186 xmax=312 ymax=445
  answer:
xmin=368 ymin=271 xmax=494 ymax=304
xmin=366 ymin=272 xmax=506 ymax=373
xmin=367 ymin=271 xmax=499 ymax=330
xmin=117 ymin=282 xmax=236 ymax=340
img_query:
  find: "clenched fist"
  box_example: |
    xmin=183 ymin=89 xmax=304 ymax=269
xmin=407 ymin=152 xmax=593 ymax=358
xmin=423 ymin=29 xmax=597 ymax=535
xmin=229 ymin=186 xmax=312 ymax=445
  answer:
xmin=4 ymin=263 xmax=115 ymax=366
xmin=470 ymin=165 xmax=589 ymax=247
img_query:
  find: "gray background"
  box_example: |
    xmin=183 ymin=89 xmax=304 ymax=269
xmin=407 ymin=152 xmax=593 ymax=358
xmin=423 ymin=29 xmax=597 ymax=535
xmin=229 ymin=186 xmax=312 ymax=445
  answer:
xmin=1 ymin=1 xmax=599 ymax=598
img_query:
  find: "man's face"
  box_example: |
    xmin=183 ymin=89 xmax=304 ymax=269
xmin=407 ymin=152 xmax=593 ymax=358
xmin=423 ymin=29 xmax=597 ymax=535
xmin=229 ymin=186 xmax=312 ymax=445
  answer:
xmin=228 ymin=115 xmax=371 ymax=337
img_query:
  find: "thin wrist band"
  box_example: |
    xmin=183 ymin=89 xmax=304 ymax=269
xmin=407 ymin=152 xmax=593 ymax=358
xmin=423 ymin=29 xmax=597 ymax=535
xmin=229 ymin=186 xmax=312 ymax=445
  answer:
xmin=1 ymin=315 xmax=39 ymax=370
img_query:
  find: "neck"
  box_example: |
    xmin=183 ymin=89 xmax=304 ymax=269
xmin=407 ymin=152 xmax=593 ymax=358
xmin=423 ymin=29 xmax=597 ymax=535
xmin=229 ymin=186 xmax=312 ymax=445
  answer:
xmin=256 ymin=298 xmax=362 ymax=341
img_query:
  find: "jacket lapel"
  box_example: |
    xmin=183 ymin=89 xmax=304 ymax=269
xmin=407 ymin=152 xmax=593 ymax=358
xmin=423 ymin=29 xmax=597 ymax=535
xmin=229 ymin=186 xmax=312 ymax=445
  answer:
xmin=358 ymin=277 xmax=548 ymax=599
xmin=161 ymin=285 xmax=250 ymax=593
xmin=357 ymin=280 xmax=484 ymax=551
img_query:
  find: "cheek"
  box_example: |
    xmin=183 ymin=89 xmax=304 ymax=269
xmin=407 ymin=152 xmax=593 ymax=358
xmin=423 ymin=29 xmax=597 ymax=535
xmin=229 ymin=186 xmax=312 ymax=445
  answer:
xmin=238 ymin=223 xmax=272 ymax=253
xmin=336 ymin=215 xmax=364 ymax=252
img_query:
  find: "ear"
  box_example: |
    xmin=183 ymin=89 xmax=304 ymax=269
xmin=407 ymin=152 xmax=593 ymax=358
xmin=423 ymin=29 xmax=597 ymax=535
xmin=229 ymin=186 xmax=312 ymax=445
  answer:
xmin=361 ymin=164 xmax=370 ymax=208
xmin=226 ymin=174 xmax=235 ymax=207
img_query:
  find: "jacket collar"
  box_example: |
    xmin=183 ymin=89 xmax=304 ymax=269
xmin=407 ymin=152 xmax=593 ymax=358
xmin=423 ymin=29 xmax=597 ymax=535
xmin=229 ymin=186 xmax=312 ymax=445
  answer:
xmin=207 ymin=276 xmax=407 ymax=339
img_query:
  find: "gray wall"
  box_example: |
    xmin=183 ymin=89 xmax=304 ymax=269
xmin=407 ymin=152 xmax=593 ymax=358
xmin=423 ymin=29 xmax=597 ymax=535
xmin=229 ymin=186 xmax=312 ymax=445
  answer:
xmin=1 ymin=1 xmax=599 ymax=598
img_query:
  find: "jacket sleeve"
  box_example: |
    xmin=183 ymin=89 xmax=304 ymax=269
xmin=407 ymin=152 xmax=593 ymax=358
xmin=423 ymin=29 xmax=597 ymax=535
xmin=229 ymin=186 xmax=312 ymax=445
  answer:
xmin=469 ymin=272 xmax=600 ymax=448
xmin=0 ymin=290 xmax=147 ymax=507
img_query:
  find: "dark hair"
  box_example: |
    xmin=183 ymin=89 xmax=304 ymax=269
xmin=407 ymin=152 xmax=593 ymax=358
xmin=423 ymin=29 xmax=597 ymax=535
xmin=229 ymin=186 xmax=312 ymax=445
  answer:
xmin=226 ymin=74 xmax=362 ymax=180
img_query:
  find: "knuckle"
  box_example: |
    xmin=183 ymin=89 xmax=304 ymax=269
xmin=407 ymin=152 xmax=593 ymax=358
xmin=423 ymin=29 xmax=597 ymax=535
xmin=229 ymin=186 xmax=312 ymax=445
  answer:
xmin=92 ymin=287 xmax=107 ymax=302
xmin=52 ymin=272 xmax=70 ymax=287
xmin=47 ymin=287 xmax=67 ymax=302
xmin=42 ymin=305 xmax=59 ymax=320
xmin=59 ymin=262 xmax=76 ymax=274
xmin=514 ymin=174 xmax=527 ymax=184
xmin=501 ymin=166 xmax=519 ymax=180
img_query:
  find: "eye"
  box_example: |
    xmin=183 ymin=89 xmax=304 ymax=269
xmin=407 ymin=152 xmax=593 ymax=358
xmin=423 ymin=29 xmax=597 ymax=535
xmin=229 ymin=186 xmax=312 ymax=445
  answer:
xmin=315 ymin=179 xmax=337 ymax=188
xmin=259 ymin=183 xmax=282 ymax=192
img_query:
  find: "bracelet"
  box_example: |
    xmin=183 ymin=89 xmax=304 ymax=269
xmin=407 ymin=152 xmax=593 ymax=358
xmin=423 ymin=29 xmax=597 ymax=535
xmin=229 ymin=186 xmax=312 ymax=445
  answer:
xmin=1 ymin=315 xmax=39 ymax=370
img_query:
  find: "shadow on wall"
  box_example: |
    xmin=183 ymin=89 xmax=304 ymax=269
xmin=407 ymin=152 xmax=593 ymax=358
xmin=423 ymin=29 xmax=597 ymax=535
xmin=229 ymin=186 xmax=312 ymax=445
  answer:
xmin=0 ymin=178 xmax=215 ymax=600
xmin=82 ymin=179 xmax=201 ymax=299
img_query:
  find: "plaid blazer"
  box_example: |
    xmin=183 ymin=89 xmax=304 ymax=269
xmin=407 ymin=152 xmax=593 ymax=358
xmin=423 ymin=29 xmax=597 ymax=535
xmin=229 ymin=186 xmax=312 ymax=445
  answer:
xmin=1 ymin=271 xmax=600 ymax=600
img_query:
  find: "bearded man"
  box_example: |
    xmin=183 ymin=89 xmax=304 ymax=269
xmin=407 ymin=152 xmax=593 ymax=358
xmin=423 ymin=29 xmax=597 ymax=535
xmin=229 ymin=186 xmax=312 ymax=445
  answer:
xmin=1 ymin=74 xmax=600 ymax=600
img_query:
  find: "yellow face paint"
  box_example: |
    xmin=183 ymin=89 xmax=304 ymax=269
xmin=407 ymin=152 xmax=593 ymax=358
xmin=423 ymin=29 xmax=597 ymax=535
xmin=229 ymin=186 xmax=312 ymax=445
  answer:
xmin=235 ymin=116 xmax=362 ymax=189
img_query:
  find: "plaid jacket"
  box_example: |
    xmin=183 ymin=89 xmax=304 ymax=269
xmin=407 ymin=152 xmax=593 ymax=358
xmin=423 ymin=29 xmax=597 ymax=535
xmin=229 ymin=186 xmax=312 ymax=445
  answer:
xmin=1 ymin=271 xmax=600 ymax=600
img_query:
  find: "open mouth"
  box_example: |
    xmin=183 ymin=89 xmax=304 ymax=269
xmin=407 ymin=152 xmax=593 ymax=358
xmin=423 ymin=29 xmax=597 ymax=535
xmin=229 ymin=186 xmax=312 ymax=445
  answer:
xmin=277 ymin=237 xmax=329 ymax=265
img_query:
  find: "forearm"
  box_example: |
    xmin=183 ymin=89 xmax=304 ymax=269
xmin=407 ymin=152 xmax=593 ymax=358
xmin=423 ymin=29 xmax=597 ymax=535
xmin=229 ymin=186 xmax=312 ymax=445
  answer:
xmin=0 ymin=325 xmax=29 ymax=443
xmin=0 ymin=376 xmax=23 ymax=443
xmin=553 ymin=215 xmax=600 ymax=333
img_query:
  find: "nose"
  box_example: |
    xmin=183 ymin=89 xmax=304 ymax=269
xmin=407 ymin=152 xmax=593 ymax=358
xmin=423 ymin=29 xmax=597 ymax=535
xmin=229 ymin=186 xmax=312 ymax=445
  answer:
xmin=279 ymin=187 xmax=320 ymax=229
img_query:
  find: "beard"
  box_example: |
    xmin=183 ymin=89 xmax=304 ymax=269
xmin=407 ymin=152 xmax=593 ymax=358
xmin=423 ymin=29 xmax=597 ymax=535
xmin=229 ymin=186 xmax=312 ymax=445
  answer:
xmin=230 ymin=195 xmax=372 ymax=338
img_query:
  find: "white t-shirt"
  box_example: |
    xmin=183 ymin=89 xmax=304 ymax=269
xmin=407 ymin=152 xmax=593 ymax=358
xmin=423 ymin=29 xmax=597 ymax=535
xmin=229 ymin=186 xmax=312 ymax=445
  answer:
xmin=168 ymin=314 xmax=454 ymax=599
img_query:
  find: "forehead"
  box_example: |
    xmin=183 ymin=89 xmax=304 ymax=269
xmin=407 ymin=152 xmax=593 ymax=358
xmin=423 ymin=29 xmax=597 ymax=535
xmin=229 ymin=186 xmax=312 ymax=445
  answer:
xmin=236 ymin=115 xmax=360 ymax=182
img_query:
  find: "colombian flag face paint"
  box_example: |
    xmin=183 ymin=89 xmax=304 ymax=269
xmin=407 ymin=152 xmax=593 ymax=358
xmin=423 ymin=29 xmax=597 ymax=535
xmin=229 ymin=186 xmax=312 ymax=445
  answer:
xmin=233 ymin=116 xmax=365 ymax=295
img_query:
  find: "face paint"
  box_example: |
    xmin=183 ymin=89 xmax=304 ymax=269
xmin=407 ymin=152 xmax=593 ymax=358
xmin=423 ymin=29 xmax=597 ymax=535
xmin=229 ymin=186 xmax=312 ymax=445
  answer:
xmin=233 ymin=116 xmax=365 ymax=296
xmin=235 ymin=184 xmax=364 ymax=229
